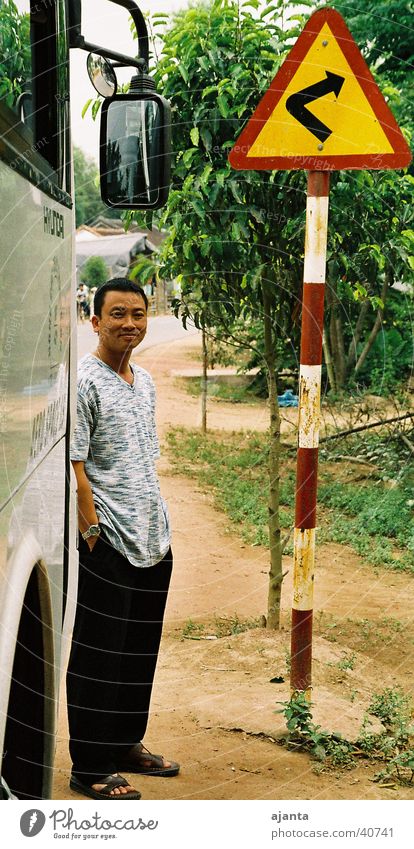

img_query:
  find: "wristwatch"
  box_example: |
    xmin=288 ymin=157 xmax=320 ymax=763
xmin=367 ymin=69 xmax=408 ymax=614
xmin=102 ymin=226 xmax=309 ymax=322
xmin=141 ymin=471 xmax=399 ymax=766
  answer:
xmin=81 ymin=524 xmax=101 ymax=541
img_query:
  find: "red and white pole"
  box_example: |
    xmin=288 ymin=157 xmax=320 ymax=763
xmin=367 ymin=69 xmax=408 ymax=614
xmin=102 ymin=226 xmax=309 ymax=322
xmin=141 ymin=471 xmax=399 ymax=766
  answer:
xmin=290 ymin=171 xmax=330 ymax=697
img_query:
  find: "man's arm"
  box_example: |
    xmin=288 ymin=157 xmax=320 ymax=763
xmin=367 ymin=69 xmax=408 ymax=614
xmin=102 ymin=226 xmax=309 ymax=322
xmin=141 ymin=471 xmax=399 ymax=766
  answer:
xmin=72 ymin=460 xmax=100 ymax=551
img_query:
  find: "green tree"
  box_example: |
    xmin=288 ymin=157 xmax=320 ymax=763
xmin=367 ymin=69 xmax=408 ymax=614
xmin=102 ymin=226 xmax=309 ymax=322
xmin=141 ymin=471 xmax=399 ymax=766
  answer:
xmin=324 ymin=168 xmax=414 ymax=391
xmin=73 ymin=146 xmax=107 ymax=228
xmin=322 ymin=2 xmax=414 ymax=390
xmin=341 ymin=0 xmax=414 ymax=87
xmin=80 ymin=256 xmax=108 ymax=287
xmin=125 ymin=2 xmax=414 ymax=397
xmin=127 ymin=0 xmax=414 ymax=627
xmin=135 ymin=0 xmax=315 ymax=629
xmin=0 ymin=1 xmax=31 ymax=110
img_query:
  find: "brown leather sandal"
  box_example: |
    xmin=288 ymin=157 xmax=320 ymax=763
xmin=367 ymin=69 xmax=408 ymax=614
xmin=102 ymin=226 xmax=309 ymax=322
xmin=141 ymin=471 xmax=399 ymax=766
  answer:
xmin=70 ymin=772 xmax=141 ymax=799
xmin=118 ymin=744 xmax=180 ymax=777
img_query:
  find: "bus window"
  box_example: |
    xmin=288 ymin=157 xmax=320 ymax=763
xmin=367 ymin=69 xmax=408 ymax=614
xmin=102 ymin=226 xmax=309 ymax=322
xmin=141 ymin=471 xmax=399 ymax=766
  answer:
xmin=0 ymin=1 xmax=32 ymax=120
xmin=0 ymin=1 xmax=69 ymax=191
xmin=31 ymin=0 xmax=60 ymax=178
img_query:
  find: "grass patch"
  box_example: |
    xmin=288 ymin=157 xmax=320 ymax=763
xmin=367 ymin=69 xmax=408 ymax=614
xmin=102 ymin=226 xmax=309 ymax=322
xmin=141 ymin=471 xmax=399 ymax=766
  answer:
xmin=180 ymin=614 xmax=263 ymax=640
xmin=314 ymin=613 xmax=405 ymax=654
xmin=167 ymin=427 xmax=294 ymax=547
xmin=213 ymin=614 xmax=263 ymax=637
xmin=166 ymin=427 xmax=414 ymax=572
xmin=180 ymin=376 xmax=262 ymax=404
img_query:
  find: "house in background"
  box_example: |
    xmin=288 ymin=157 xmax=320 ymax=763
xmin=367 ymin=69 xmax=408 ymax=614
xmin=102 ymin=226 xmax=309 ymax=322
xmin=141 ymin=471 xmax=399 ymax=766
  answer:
xmin=83 ymin=216 xmax=164 ymax=240
xmin=75 ymin=219 xmax=170 ymax=313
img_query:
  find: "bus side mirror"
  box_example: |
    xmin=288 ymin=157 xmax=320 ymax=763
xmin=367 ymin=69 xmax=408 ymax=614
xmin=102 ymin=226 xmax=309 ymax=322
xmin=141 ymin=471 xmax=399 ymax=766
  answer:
xmin=100 ymin=92 xmax=171 ymax=210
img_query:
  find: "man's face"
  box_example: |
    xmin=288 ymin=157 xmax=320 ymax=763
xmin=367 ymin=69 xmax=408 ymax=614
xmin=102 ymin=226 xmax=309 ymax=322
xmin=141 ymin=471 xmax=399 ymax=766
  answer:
xmin=92 ymin=290 xmax=148 ymax=353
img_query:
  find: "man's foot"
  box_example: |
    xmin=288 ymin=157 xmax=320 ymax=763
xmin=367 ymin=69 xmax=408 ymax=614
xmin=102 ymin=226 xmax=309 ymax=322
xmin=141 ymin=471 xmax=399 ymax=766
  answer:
xmin=118 ymin=743 xmax=180 ymax=777
xmin=70 ymin=773 xmax=141 ymax=800
xmin=92 ymin=774 xmax=137 ymax=796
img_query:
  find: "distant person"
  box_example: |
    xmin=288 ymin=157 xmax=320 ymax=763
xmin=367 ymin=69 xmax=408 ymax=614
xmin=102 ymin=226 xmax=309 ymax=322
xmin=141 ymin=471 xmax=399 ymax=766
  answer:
xmin=67 ymin=278 xmax=179 ymax=799
xmin=88 ymin=285 xmax=97 ymax=314
xmin=76 ymin=283 xmax=90 ymax=321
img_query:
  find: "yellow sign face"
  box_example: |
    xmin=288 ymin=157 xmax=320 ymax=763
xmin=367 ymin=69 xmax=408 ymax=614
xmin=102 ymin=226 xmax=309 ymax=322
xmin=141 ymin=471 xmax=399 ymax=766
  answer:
xmin=248 ymin=23 xmax=393 ymax=159
xmin=228 ymin=8 xmax=411 ymax=170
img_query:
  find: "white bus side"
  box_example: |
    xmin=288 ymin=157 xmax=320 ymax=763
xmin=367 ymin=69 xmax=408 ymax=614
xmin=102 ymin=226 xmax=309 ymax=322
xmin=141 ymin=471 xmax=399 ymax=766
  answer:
xmin=0 ymin=0 xmax=77 ymax=799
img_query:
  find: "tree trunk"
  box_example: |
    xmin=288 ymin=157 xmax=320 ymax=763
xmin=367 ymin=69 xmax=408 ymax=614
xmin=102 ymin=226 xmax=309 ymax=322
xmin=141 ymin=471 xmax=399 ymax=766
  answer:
xmin=346 ymin=299 xmax=370 ymax=370
xmin=354 ymin=272 xmax=390 ymax=376
xmin=262 ymin=282 xmax=282 ymax=630
xmin=327 ymin=279 xmax=347 ymax=390
xmin=201 ymin=327 xmax=208 ymax=434
xmin=322 ymin=327 xmax=336 ymax=393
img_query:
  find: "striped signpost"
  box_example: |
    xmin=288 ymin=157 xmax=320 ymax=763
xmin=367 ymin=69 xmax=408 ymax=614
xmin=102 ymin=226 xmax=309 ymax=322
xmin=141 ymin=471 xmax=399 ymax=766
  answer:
xmin=291 ymin=171 xmax=329 ymax=695
xmin=229 ymin=7 xmax=411 ymax=697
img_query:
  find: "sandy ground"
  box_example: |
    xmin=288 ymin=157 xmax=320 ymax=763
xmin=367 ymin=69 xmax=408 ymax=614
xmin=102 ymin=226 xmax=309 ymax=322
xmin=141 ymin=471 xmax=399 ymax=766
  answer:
xmin=52 ymin=333 xmax=414 ymax=801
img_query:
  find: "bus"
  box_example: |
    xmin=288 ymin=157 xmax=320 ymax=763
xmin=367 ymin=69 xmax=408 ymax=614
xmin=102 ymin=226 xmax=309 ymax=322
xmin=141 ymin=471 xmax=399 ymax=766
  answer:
xmin=0 ymin=0 xmax=170 ymax=799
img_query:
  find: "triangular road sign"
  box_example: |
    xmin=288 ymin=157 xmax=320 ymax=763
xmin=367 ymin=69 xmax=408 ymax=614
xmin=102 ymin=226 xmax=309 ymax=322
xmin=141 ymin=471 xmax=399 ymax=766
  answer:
xmin=229 ymin=7 xmax=412 ymax=171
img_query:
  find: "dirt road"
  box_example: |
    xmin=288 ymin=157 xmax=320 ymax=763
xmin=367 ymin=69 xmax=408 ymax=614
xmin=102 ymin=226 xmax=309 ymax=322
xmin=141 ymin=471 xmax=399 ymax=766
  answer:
xmin=53 ymin=332 xmax=414 ymax=801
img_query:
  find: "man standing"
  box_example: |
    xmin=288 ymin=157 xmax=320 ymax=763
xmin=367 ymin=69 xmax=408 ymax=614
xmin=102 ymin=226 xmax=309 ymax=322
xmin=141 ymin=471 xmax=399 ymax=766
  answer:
xmin=67 ymin=278 xmax=179 ymax=800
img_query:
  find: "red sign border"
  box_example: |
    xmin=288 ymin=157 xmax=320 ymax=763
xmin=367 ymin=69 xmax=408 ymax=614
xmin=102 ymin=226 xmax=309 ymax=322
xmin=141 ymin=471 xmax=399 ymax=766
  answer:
xmin=228 ymin=7 xmax=412 ymax=171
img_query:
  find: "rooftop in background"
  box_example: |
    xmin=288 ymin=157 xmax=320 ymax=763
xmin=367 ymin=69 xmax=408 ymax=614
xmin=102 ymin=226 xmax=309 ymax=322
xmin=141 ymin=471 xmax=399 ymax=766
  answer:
xmin=77 ymin=217 xmax=167 ymax=249
xmin=75 ymin=221 xmax=167 ymax=278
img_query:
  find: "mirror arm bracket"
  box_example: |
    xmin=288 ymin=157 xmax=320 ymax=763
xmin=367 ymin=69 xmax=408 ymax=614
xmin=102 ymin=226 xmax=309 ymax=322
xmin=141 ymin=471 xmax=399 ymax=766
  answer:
xmin=71 ymin=35 xmax=146 ymax=72
xmin=107 ymin=0 xmax=149 ymax=66
xmin=68 ymin=0 xmax=149 ymax=70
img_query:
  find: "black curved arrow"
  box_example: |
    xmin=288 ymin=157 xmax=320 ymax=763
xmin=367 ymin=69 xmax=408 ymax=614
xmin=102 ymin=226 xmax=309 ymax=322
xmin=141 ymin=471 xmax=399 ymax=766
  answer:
xmin=286 ymin=71 xmax=345 ymax=143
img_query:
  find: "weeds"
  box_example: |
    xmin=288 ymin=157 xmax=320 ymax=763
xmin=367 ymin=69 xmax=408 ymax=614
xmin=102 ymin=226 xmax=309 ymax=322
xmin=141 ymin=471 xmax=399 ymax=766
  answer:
xmin=181 ymin=619 xmax=205 ymax=639
xmin=337 ymin=652 xmax=357 ymax=671
xmin=276 ymin=692 xmax=356 ymax=769
xmin=213 ymin=614 xmax=262 ymax=637
xmin=180 ymin=614 xmax=261 ymax=640
xmin=315 ymin=614 xmax=406 ymax=655
xmin=276 ymin=687 xmax=414 ymax=784
xmin=359 ymin=689 xmax=414 ymax=784
xmin=167 ymin=427 xmax=414 ymax=572
xmin=376 ymin=750 xmax=414 ymax=785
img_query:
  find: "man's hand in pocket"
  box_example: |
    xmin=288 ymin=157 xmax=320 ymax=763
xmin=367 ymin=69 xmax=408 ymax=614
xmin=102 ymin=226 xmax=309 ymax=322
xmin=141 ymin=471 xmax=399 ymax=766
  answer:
xmin=87 ymin=536 xmax=100 ymax=552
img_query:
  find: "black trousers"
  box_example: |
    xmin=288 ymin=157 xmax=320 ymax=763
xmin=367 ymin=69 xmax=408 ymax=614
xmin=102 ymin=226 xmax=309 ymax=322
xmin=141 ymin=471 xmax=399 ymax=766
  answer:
xmin=66 ymin=534 xmax=172 ymax=783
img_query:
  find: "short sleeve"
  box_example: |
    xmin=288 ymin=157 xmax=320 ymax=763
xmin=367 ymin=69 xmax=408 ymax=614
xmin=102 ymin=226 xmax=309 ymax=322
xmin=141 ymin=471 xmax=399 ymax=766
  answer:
xmin=70 ymin=386 xmax=94 ymax=461
xmin=149 ymin=378 xmax=160 ymax=460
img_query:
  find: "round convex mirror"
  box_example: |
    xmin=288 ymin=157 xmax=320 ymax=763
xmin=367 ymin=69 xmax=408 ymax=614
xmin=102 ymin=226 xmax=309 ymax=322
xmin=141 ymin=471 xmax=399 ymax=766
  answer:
xmin=87 ymin=54 xmax=117 ymax=98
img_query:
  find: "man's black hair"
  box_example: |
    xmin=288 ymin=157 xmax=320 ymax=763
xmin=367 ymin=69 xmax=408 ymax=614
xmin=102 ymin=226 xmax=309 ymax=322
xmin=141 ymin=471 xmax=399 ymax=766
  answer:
xmin=94 ymin=278 xmax=149 ymax=317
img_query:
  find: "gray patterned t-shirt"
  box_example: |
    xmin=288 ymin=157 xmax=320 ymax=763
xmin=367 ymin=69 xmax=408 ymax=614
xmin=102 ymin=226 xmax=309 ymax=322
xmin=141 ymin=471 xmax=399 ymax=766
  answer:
xmin=70 ymin=354 xmax=170 ymax=567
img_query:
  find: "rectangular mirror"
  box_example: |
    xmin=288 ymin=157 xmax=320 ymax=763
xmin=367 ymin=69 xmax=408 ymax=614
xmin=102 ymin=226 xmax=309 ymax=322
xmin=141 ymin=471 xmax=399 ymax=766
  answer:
xmin=100 ymin=93 xmax=171 ymax=209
